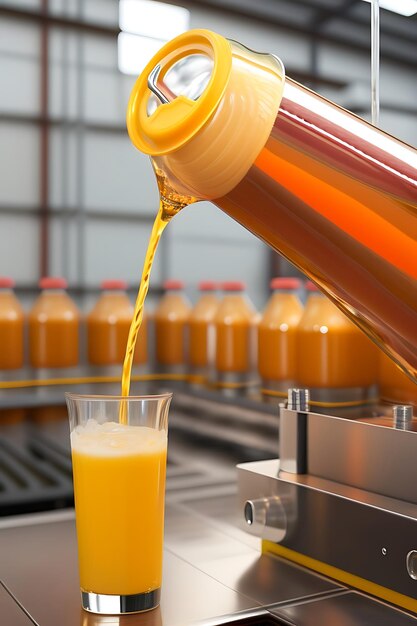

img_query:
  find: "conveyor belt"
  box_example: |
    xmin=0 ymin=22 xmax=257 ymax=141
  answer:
xmin=0 ymin=409 xmax=243 ymax=516
xmin=0 ymin=434 xmax=73 ymax=515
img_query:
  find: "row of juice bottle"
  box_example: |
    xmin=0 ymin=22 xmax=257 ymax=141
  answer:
xmin=0 ymin=275 xmax=416 ymax=405
xmin=154 ymin=278 xmax=417 ymax=406
xmin=0 ymin=277 xmax=146 ymax=370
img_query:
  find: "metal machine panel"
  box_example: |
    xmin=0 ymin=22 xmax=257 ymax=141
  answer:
xmin=238 ymin=460 xmax=417 ymax=607
xmin=305 ymin=411 xmax=417 ymax=504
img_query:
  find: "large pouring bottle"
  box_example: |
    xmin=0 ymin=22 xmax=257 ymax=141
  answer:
xmin=127 ymin=29 xmax=417 ymax=381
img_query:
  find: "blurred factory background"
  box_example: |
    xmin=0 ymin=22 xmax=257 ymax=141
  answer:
xmin=0 ymin=0 xmax=416 ymax=310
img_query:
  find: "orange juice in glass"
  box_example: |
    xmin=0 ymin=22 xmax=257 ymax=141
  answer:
xmin=66 ymin=393 xmax=172 ymax=615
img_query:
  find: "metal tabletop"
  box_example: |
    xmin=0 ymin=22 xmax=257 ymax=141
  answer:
xmin=1 ymin=401 xmax=416 ymax=625
xmin=0 ymin=497 xmax=341 ymax=626
xmin=1 ymin=500 xmax=416 ymax=625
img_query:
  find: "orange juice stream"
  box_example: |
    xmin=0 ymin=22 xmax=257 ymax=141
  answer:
xmin=120 ymin=205 xmax=166 ymax=402
xmin=87 ymin=282 xmax=148 ymax=366
xmin=71 ymin=174 xmax=191 ymax=596
xmin=119 ymin=172 xmax=193 ymax=422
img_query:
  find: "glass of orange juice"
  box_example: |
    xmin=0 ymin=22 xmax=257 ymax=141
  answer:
xmin=66 ymin=393 xmax=172 ymax=615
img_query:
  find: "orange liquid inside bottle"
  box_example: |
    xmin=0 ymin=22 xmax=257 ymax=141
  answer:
xmin=296 ymin=281 xmax=377 ymax=402
xmin=188 ymin=281 xmax=218 ymax=381
xmin=0 ymin=277 xmax=24 ymax=370
xmin=214 ymin=282 xmax=257 ymax=388
xmin=30 ymin=405 xmax=68 ymax=423
xmin=258 ymin=277 xmax=303 ymax=394
xmin=154 ymin=280 xmax=191 ymax=370
xmin=0 ymin=409 xmax=26 ymax=424
xmin=379 ymin=351 xmax=417 ymax=407
xmin=29 ymin=277 xmax=80 ymax=369
xmin=87 ymin=280 xmax=147 ymax=367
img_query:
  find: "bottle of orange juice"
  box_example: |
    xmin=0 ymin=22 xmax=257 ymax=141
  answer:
xmin=258 ymin=277 xmax=303 ymax=398
xmin=214 ymin=281 xmax=257 ymax=393
xmin=87 ymin=280 xmax=147 ymax=367
xmin=188 ymin=281 xmax=219 ymax=384
xmin=296 ymin=281 xmax=377 ymax=407
xmin=379 ymin=351 xmax=417 ymax=408
xmin=29 ymin=277 xmax=80 ymax=369
xmin=0 ymin=277 xmax=24 ymax=370
xmin=154 ymin=280 xmax=191 ymax=373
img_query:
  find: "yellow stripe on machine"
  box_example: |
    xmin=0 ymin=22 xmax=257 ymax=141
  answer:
xmin=262 ymin=540 xmax=417 ymax=615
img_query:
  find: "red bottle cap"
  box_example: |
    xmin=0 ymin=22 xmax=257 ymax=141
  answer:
xmin=305 ymin=280 xmax=320 ymax=292
xmin=198 ymin=281 xmax=217 ymax=291
xmin=39 ymin=277 xmax=68 ymax=290
xmin=101 ymin=279 xmax=128 ymax=291
xmin=163 ymin=280 xmax=184 ymax=291
xmin=0 ymin=277 xmax=15 ymax=288
xmin=221 ymin=281 xmax=246 ymax=292
xmin=270 ymin=277 xmax=302 ymax=291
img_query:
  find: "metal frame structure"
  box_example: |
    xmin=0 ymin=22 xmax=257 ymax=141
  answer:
xmin=0 ymin=2 xmax=166 ymax=304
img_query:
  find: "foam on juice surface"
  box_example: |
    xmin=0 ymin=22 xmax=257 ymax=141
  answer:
xmin=70 ymin=419 xmax=167 ymax=457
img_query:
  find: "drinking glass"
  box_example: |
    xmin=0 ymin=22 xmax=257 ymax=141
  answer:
xmin=66 ymin=393 xmax=172 ymax=614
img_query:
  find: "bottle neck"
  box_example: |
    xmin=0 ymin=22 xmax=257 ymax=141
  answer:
xmin=222 ymin=291 xmax=247 ymax=303
xmin=272 ymin=289 xmax=299 ymax=296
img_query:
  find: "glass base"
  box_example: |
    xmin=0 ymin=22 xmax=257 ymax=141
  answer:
xmin=81 ymin=588 xmax=160 ymax=614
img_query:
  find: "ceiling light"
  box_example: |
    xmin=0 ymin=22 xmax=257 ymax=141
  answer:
xmin=119 ymin=0 xmax=190 ymax=40
xmin=361 ymin=0 xmax=417 ymax=16
xmin=118 ymin=32 xmax=165 ymax=75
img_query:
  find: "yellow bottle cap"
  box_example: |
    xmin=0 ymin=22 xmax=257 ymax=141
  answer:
xmin=127 ymin=29 xmax=232 ymax=156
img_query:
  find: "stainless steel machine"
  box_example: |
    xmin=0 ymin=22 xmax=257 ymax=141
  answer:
xmin=239 ymin=389 xmax=417 ymax=614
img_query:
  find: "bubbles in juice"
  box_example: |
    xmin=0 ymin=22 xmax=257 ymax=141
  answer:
xmin=71 ymin=419 xmax=167 ymax=456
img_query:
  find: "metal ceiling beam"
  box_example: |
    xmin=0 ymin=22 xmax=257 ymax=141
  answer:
xmin=332 ymin=11 xmax=417 ymax=45
xmin=0 ymin=204 xmax=156 ymax=223
xmin=0 ymin=2 xmax=415 ymax=67
xmin=174 ymin=0 xmax=417 ymax=68
xmin=11 ymin=283 xmax=164 ymax=295
xmin=310 ymin=0 xmax=359 ymax=29
xmin=0 ymin=5 xmax=119 ymax=36
xmin=277 ymin=0 xmax=417 ymax=45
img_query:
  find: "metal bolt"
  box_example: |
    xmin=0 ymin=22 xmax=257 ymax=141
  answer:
xmin=393 ymin=405 xmax=413 ymax=430
xmin=287 ymin=388 xmax=310 ymax=411
xmin=382 ymin=547 xmax=387 ymax=556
